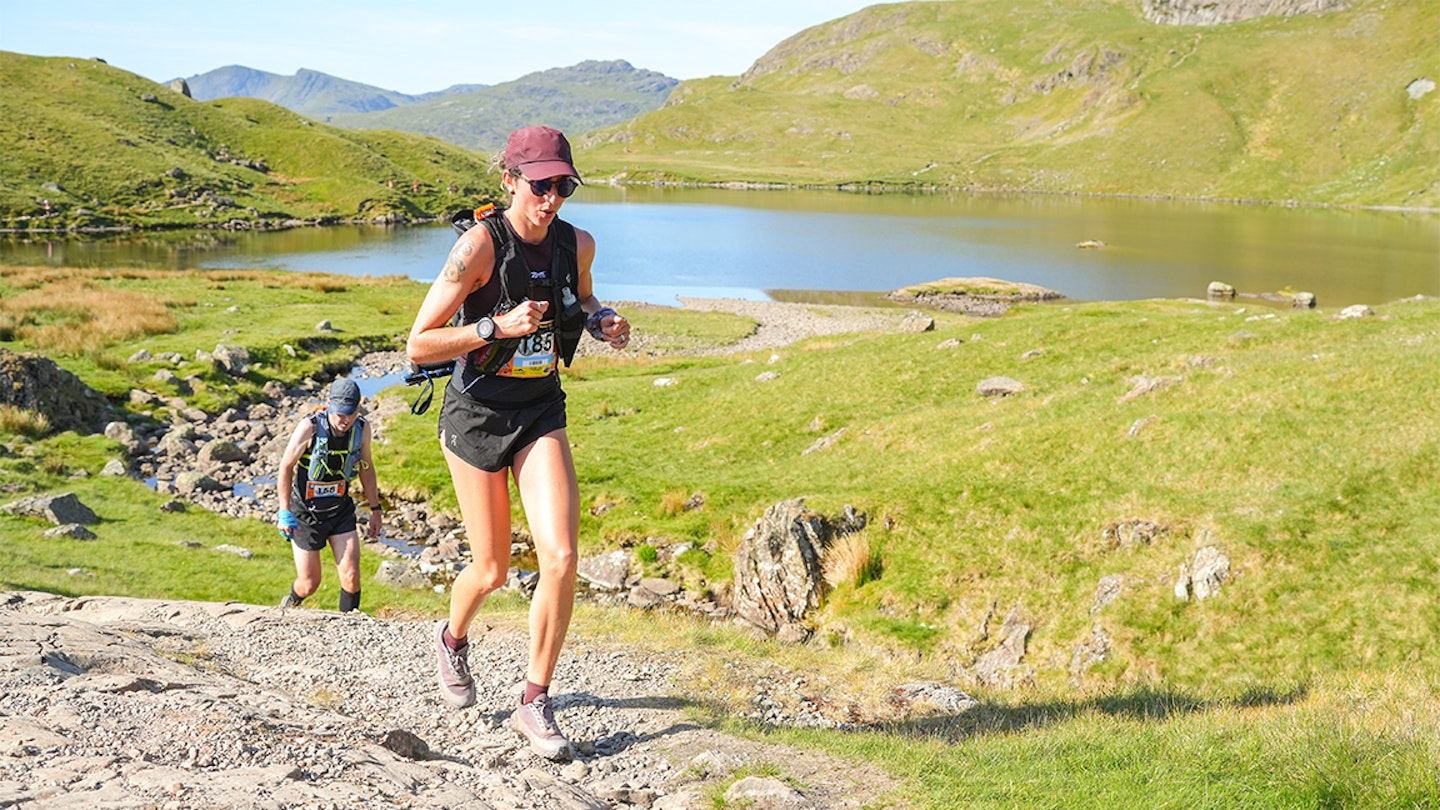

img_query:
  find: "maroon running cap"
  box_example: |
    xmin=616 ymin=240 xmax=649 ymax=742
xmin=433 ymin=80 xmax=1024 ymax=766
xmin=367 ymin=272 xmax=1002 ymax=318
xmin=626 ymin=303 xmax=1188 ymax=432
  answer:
xmin=505 ymin=126 xmax=582 ymax=183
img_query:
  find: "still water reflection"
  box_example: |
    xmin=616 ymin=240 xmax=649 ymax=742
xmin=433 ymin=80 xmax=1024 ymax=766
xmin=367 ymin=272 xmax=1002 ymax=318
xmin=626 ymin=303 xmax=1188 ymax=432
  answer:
xmin=3 ymin=188 xmax=1436 ymax=307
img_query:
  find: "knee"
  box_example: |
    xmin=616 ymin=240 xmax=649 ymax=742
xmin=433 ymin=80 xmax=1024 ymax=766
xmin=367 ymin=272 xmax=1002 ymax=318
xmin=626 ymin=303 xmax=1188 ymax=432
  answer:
xmin=537 ymin=542 xmax=577 ymax=581
xmin=460 ymin=560 xmax=509 ymax=595
xmin=293 ymin=576 xmax=320 ymax=598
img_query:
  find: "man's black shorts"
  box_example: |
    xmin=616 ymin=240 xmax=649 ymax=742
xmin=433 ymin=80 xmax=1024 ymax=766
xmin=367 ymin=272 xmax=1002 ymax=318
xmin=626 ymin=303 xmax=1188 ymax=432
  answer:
xmin=291 ymin=502 xmax=358 ymax=552
xmin=438 ymin=386 xmax=567 ymax=473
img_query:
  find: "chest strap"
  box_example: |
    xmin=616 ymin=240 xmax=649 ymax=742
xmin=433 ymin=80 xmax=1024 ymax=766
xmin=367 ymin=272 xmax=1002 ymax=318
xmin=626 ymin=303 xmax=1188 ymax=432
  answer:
xmin=306 ymin=412 xmax=363 ymax=481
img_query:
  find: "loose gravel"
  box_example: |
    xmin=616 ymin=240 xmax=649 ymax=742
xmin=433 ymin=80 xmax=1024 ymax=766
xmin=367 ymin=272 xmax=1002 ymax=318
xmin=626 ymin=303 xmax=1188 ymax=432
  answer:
xmin=0 ymin=592 xmax=900 ymax=809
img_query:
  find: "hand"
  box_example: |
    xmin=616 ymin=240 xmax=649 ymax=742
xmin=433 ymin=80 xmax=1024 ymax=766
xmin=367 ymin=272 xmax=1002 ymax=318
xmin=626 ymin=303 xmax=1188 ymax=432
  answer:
xmin=495 ymin=299 xmax=549 ymax=338
xmin=367 ymin=509 xmax=382 ymax=539
xmin=277 ymin=508 xmax=297 ymax=539
xmin=602 ymin=311 xmax=631 ymax=349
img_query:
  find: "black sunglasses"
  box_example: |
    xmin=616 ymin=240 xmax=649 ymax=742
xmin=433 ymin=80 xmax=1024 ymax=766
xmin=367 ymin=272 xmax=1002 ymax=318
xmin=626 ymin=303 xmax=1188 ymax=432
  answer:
xmin=520 ymin=175 xmax=579 ymax=198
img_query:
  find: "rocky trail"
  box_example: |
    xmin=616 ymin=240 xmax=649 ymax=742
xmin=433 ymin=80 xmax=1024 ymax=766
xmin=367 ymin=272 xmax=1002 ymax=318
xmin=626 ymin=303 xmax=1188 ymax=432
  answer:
xmin=0 ymin=591 xmax=899 ymax=809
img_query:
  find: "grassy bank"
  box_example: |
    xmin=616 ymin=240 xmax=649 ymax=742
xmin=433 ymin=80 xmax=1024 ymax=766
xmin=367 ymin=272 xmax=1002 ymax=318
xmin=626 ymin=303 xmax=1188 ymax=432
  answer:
xmin=5 ymin=265 xmax=1440 ymax=806
xmin=580 ymin=0 xmax=1440 ymax=209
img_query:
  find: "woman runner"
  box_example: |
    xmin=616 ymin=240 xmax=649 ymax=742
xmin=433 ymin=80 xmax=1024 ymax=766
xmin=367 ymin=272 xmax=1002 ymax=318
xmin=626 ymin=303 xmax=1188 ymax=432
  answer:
xmin=405 ymin=125 xmax=630 ymax=760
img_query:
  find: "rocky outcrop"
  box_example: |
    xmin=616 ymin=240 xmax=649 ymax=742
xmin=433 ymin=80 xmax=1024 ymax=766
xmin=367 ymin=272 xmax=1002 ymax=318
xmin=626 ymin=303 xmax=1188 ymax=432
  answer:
xmin=1142 ymin=0 xmax=1348 ymax=25
xmin=0 ymin=348 xmax=114 ymax=434
xmin=973 ymin=604 xmax=1034 ymax=689
xmin=211 ymin=344 xmax=251 ymax=377
xmin=2 ymin=492 xmax=99 ymax=526
xmin=1175 ymin=546 xmax=1232 ymax=600
xmin=731 ymin=500 xmax=865 ymax=642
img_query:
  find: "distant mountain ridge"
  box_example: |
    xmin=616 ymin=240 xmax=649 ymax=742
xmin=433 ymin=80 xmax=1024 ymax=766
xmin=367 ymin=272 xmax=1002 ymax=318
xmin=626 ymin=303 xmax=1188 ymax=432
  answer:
xmin=178 ymin=65 xmax=484 ymax=117
xmin=180 ymin=60 xmax=679 ymax=152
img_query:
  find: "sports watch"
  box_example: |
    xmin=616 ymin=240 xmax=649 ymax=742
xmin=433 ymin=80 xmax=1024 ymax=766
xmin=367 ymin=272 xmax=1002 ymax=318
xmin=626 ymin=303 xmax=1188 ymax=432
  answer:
xmin=475 ymin=317 xmax=495 ymax=341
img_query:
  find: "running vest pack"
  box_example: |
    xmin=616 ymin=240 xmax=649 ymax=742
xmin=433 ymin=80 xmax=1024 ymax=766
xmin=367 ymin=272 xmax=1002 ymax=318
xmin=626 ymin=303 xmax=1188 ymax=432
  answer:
xmin=448 ymin=206 xmax=585 ymax=381
xmin=295 ymin=411 xmax=364 ymax=505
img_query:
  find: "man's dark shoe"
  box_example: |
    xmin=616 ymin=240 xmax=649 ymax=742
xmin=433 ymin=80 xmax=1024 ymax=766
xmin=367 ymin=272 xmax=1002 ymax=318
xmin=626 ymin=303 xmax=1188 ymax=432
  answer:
xmin=279 ymin=593 xmax=301 ymax=609
xmin=508 ymin=693 xmax=571 ymax=760
xmin=434 ymin=620 xmax=475 ymax=708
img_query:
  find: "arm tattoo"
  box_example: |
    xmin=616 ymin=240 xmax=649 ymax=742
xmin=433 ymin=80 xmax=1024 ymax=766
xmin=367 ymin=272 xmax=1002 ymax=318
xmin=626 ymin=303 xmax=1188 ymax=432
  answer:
xmin=443 ymin=240 xmax=475 ymax=283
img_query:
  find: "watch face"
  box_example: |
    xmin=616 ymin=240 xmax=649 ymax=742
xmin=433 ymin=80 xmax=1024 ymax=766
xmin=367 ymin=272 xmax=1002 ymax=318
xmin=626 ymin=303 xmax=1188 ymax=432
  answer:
xmin=478 ymin=318 xmax=494 ymax=340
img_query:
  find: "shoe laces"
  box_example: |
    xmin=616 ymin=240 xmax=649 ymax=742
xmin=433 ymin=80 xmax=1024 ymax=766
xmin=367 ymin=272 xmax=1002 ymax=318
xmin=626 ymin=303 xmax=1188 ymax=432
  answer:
xmin=445 ymin=643 xmax=471 ymax=682
xmin=526 ymin=694 xmax=560 ymax=734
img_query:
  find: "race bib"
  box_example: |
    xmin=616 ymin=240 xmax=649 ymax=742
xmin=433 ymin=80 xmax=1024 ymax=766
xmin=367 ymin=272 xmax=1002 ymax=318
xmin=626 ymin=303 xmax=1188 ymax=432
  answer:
xmin=497 ymin=323 xmax=557 ymax=378
xmin=305 ymin=479 xmax=347 ymax=499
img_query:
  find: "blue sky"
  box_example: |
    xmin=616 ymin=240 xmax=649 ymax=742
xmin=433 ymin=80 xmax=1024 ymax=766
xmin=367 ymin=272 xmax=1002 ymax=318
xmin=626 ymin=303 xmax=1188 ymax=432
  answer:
xmin=0 ymin=1 xmax=888 ymax=93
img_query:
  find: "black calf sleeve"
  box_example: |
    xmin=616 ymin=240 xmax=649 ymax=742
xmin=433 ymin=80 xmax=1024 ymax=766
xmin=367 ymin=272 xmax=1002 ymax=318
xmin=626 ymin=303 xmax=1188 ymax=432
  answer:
xmin=339 ymin=588 xmax=361 ymax=613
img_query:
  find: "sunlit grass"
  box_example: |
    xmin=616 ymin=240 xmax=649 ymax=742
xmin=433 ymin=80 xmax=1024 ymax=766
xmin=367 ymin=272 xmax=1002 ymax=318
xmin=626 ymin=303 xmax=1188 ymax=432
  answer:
xmin=8 ymin=267 xmax=1440 ymax=808
xmin=568 ymin=602 xmax=1440 ymax=808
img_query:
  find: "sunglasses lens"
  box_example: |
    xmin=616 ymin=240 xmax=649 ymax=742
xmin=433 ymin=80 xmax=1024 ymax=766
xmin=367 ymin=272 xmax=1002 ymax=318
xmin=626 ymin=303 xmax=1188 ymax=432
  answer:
xmin=527 ymin=177 xmax=578 ymax=198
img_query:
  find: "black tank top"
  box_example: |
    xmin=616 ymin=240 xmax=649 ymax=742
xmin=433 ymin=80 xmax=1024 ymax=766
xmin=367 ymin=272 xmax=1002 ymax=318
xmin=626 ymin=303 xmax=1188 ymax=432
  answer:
xmin=452 ymin=215 xmax=562 ymax=405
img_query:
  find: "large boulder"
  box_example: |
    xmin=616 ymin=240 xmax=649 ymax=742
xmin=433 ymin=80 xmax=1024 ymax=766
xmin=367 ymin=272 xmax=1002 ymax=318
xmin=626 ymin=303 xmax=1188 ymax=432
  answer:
xmin=103 ymin=421 xmax=146 ymax=456
xmin=173 ymin=471 xmax=226 ymax=494
xmin=577 ymin=550 xmax=631 ymax=592
xmin=2 ymin=492 xmax=99 ymax=526
xmin=731 ymin=499 xmax=865 ymax=640
xmin=0 ymin=348 xmax=114 ymax=434
xmin=197 ymin=439 xmax=249 ymax=470
xmin=212 ymin=344 xmax=251 ymax=377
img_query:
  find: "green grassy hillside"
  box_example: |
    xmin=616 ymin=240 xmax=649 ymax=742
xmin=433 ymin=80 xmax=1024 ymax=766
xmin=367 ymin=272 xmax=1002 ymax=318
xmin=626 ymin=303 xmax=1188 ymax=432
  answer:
xmin=0 ymin=52 xmax=502 ymax=230
xmin=578 ymin=0 xmax=1440 ymax=208
xmin=5 ymin=0 xmax=1433 ymax=230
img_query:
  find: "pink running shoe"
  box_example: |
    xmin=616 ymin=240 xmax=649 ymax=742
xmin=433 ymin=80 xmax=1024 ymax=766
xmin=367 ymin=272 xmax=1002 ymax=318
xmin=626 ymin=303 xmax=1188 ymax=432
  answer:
xmin=508 ymin=694 xmax=571 ymax=760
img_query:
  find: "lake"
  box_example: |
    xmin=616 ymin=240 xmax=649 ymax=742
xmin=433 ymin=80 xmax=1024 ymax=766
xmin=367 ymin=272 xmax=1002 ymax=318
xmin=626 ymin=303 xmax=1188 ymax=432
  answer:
xmin=3 ymin=187 xmax=1437 ymax=308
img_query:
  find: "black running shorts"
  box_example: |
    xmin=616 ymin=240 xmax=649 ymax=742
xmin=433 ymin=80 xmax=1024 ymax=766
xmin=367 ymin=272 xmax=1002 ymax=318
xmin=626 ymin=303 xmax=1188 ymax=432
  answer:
xmin=291 ymin=502 xmax=358 ymax=552
xmin=438 ymin=385 xmax=567 ymax=473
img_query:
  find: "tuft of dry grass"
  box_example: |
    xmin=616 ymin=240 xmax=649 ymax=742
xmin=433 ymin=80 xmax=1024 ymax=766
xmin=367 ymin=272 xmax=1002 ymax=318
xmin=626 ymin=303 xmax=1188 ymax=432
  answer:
xmin=0 ymin=405 xmax=51 ymax=438
xmin=659 ymin=488 xmax=689 ymax=517
xmin=0 ymin=278 xmax=176 ymax=355
xmin=823 ymin=532 xmax=883 ymax=590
